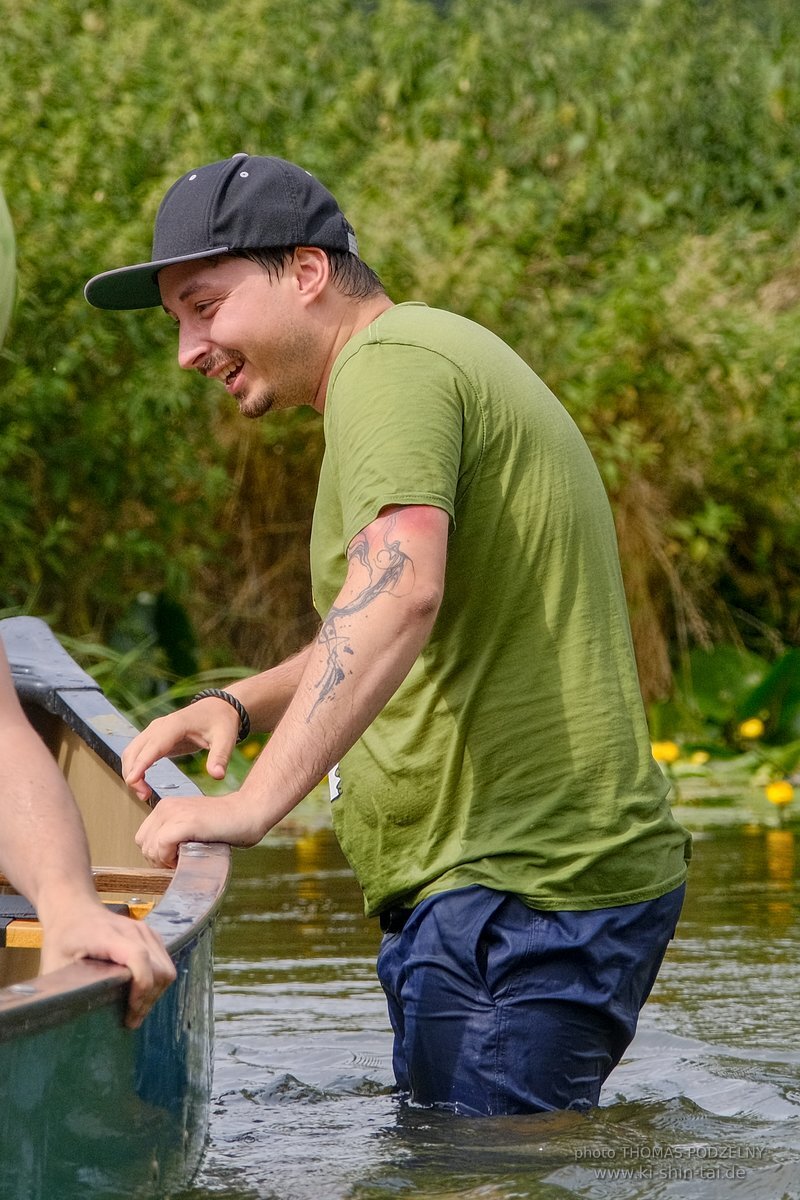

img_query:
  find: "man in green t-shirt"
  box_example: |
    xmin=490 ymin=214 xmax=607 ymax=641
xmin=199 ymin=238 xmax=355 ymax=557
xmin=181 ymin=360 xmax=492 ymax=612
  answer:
xmin=86 ymin=154 xmax=690 ymax=1114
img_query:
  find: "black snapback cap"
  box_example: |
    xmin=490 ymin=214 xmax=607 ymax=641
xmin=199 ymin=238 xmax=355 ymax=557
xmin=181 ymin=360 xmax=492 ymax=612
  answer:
xmin=84 ymin=153 xmax=359 ymax=310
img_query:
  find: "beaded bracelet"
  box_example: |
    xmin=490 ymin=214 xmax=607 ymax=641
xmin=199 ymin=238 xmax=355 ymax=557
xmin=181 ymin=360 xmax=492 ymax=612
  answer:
xmin=189 ymin=688 xmax=252 ymax=744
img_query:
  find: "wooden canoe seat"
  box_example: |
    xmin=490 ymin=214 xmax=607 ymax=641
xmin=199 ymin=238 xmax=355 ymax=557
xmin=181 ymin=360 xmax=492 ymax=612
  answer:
xmin=0 ymin=865 xmax=172 ymax=896
xmin=89 ymin=865 xmax=174 ymax=895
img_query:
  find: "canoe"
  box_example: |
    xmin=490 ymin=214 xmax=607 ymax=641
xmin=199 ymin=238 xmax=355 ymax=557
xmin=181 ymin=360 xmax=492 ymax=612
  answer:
xmin=0 ymin=616 xmax=231 ymax=1200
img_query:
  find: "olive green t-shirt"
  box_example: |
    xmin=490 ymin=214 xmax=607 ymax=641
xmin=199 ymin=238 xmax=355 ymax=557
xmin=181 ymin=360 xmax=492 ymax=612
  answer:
xmin=310 ymin=303 xmax=690 ymax=916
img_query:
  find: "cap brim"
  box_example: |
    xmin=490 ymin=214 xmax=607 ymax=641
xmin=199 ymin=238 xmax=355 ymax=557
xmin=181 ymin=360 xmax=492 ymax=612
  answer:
xmin=84 ymin=246 xmax=230 ymax=310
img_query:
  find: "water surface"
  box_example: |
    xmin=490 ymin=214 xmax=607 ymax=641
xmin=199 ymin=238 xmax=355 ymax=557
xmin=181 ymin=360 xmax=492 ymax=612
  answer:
xmin=177 ymin=824 xmax=800 ymax=1199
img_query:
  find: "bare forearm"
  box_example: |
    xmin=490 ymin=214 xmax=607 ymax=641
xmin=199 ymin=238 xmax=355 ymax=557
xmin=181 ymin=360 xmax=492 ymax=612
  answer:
xmin=122 ymin=644 xmax=314 ymax=798
xmin=224 ymin=644 xmax=312 ymax=731
xmin=0 ymin=720 xmax=96 ymax=916
xmin=244 ymin=607 xmax=436 ymax=831
xmin=135 ymin=602 xmax=437 ymax=865
xmin=134 ymin=506 xmax=449 ymax=869
xmin=237 ymin=513 xmax=445 ymax=832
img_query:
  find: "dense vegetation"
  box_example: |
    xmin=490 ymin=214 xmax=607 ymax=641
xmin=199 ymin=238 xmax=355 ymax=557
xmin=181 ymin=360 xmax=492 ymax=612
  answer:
xmin=1 ymin=0 xmax=799 ymax=736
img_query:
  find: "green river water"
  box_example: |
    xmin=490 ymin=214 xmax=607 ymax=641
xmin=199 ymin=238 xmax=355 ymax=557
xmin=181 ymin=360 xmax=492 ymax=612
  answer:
xmin=175 ymin=819 xmax=800 ymax=1200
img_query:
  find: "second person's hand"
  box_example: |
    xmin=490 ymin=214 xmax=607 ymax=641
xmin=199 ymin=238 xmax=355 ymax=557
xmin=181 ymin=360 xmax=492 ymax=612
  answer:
xmin=39 ymin=892 xmax=177 ymax=1029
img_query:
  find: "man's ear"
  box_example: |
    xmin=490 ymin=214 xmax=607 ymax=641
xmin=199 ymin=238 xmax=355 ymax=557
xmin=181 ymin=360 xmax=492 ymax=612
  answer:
xmin=292 ymin=247 xmax=330 ymax=304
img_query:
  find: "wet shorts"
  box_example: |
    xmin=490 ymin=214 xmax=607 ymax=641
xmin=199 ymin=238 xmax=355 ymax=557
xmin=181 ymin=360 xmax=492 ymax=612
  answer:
xmin=376 ymin=882 xmax=685 ymax=1116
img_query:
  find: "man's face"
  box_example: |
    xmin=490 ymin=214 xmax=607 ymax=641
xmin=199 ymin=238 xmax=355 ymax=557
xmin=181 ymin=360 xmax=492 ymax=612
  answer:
xmin=158 ymin=255 xmax=321 ymax=418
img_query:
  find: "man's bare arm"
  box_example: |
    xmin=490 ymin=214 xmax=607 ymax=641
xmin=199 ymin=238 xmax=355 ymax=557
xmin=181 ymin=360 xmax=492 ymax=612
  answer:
xmin=122 ymin=644 xmax=313 ymax=799
xmin=135 ymin=504 xmax=449 ymax=867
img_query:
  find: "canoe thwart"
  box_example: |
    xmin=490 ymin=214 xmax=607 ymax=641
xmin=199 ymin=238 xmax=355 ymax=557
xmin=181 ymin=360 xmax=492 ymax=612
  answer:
xmin=0 ymin=896 xmax=41 ymax=947
xmin=0 ymin=897 xmax=155 ymax=949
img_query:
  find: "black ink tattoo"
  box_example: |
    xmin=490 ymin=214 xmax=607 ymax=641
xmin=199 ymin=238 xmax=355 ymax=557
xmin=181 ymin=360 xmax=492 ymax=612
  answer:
xmin=308 ymin=515 xmax=413 ymax=720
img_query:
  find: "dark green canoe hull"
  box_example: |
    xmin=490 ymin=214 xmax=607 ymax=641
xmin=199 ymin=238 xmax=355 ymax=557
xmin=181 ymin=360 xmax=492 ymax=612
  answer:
xmin=0 ymin=928 xmax=212 ymax=1199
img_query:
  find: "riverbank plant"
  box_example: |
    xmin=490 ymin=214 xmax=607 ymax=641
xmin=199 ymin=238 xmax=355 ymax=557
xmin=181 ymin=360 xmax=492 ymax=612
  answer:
xmin=650 ymin=642 xmax=800 ymax=823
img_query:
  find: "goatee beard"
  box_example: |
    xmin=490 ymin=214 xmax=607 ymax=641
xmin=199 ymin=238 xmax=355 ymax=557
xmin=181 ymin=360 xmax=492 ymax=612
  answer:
xmin=237 ymin=387 xmax=278 ymax=419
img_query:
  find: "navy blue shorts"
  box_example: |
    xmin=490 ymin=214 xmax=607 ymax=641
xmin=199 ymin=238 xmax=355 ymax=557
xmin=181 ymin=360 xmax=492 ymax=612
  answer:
xmin=376 ymin=882 xmax=685 ymax=1116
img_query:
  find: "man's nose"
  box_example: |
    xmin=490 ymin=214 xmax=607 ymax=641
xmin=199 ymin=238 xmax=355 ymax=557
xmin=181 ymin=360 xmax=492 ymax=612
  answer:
xmin=177 ymin=324 xmax=211 ymax=371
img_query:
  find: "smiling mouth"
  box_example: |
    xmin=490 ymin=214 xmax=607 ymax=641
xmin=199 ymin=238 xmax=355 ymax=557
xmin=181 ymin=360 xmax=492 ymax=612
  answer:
xmin=198 ymin=353 xmax=245 ymax=392
xmin=224 ymin=364 xmax=242 ymax=392
xmin=214 ymin=357 xmax=245 ymax=393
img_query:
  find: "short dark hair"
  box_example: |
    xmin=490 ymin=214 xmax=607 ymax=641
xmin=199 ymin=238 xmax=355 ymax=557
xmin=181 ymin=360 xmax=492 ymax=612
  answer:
xmin=231 ymin=247 xmax=386 ymax=300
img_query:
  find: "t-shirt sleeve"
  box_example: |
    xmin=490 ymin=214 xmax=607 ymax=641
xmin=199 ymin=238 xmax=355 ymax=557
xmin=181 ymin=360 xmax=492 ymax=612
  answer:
xmin=325 ymin=341 xmax=465 ymax=551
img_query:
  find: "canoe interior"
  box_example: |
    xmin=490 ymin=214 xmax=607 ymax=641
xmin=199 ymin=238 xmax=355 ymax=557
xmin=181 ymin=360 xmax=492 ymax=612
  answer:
xmin=0 ymin=704 xmax=167 ymax=989
xmin=24 ymin=703 xmax=154 ymax=867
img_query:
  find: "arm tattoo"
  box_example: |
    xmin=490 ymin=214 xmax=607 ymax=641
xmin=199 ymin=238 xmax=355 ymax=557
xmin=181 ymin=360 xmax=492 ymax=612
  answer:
xmin=308 ymin=515 xmax=413 ymax=720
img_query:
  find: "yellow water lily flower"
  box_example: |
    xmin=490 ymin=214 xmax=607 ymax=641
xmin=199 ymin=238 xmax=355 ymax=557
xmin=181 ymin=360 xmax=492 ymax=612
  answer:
xmin=738 ymin=717 xmax=765 ymax=740
xmin=652 ymin=740 xmax=680 ymax=765
xmin=690 ymin=750 xmax=710 ymax=765
xmin=240 ymin=739 xmax=261 ymax=760
xmin=765 ymin=781 xmax=794 ymax=806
